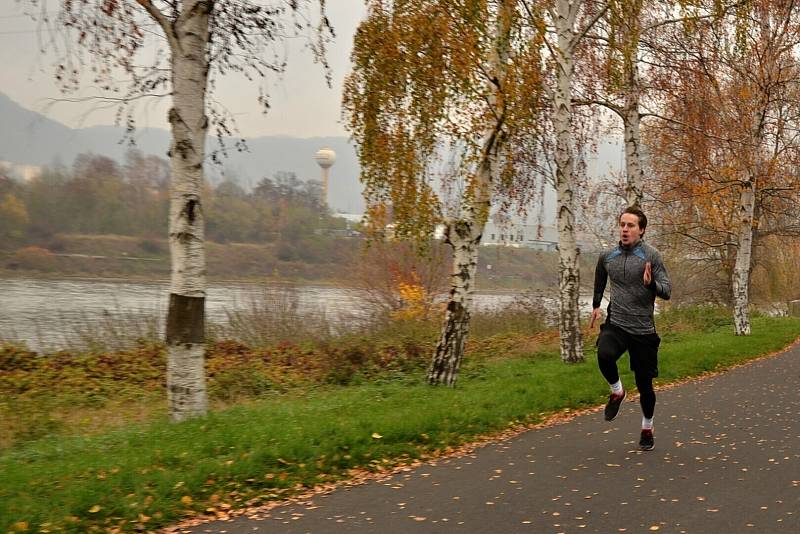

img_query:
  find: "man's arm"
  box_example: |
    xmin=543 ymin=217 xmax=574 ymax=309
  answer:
xmin=593 ymin=253 xmax=608 ymax=309
xmin=648 ymin=250 xmax=671 ymax=300
xmin=590 ymin=253 xmax=608 ymax=328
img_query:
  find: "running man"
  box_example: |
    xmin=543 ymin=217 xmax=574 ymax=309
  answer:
xmin=590 ymin=206 xmax=671 ymax=451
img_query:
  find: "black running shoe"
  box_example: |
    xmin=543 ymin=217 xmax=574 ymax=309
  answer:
xmin=604 ymin=391 xmax=626 ymax=421
xmin=639 ymin=429 xmax=655 ymax=451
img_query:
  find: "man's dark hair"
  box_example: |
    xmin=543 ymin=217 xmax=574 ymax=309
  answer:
xmin=620 ymin=205 xmax=648 ymax=233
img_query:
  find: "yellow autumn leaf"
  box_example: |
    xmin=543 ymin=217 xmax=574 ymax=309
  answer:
xmin=12 ymin=521 xmax=29 ymax=531
xmin=180 ymin=495 xmax=193 ymax=506
xmin=88 ymin=505 xmax=101 ymax=513
xmin=372 ymin=432 xmax=383 ymax=439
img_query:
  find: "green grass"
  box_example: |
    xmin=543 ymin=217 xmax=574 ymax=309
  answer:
xmin=1 ymin=315 xmax=798 ymax=533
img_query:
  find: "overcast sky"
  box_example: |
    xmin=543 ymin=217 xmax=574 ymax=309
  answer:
xmin=0 ymin=1 xmax=368 ymax=138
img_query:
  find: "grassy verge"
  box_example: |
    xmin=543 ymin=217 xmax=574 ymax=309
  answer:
xmin=1 ymin=314 xmax=799 ymax=533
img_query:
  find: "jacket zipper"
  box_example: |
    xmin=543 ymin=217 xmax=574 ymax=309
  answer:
xmin=623 ymin=252 xmax=627 ymax=280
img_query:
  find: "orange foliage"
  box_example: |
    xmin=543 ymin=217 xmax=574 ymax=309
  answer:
xmin=644 ymin=2 xmax=800 ymax=302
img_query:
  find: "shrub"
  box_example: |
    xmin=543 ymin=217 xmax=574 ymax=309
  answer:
xmin=138 ymin=238 xmax=165 ymax=255
xmin=320 ymin=336 xmax=373 ymax=385
xmin=470 ymin=292 xmax=550 ymax=338
xmin=0 ymin=343 xmax=40 ymax=371
xmin=209 ymin=287 xmax=333 ymax=348
xmin=656 ymin=304 xmax=732 ymax=333
xmin=6 ymin=246 xmax=57 ymax=271
xmin=209 ymin=367 xmax=274 ymax=401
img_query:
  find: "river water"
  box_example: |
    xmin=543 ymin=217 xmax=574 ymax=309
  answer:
xmin=0 ymin=277 xmax=533 ymax=352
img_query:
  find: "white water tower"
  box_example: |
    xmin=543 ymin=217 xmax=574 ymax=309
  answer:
xmin=314 ymin=147 xmax=336 ymax=208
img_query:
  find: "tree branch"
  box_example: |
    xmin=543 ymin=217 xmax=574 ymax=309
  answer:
xmin=639 ymin=111 xmax=746 ymax=144
xmin=641 ymin=0 xmax=750 ymax=33
xmin=573 ymin=98 xmax=623 ymax=117
xmin=134 ymin=0 xmax=178 ymax=50
xmin=573 ymin=3 xmax=610 ymax=47
xmin=676 ymin=231 xmax=737 ymax=249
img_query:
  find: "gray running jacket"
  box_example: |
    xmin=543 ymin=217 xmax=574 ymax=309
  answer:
xmin=592 ymin=240 xmax=671 ymax=335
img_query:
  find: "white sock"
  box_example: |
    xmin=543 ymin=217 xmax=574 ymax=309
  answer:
xmin=610 ymin=380 xmax=623 ymax=395
xmin=642 ymin=417 xmax=654 ymax=430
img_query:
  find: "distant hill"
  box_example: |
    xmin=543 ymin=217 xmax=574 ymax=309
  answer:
xmin=0 ymin=92 xmax=366 ymax=213
xmin=0 ymin=92 xmax=624 ymax=221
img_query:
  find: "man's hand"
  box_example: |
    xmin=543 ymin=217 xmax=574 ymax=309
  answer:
xmin=590 ymin=308 xmax=602 ymax=328
xmin=643 ymin=261 xmax=652 ymax=286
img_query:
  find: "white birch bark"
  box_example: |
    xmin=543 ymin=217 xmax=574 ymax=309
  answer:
xmin=621 ymin=3 xmax=644 ymax=207
xmin=163 ymin=0 xmax=210 ymax=420
xmin=731 ymin=9 xmax=773 ymax=338
xmin=167 ymin=344 xmax=207 ymax=417
xmin=428 ymin=218 xmax=484 ymax=386
xmin=732 ymin=176 xmax=754 ymax=336
xmin=623 ymin=59 xmax=644 ymax=207
xmin=732 ymin=104 xmax=764 ymax=336
xmin=428 ymin=1 xmax=512 ymax=386
xmin=553 ymin=0 xmax=584 ymax=363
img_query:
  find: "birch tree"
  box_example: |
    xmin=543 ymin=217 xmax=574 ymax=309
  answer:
xmin=33 ymin=0 xmax=332 ymax=420
xmin=530 ymin=0 xmax=608 ymax=363
xmin=344 ymin=0 xmax=544 ymax=385
xmin=589 ymin=0 xmax=647 ymax=207
xmin=577 ymin=2 xmax=737 ymax=209
xmin=646 ymin=0 xmax=800 ymax=334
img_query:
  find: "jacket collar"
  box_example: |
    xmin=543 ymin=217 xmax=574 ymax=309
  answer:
xmin=618 ymin=238 xmax=644 ymax=251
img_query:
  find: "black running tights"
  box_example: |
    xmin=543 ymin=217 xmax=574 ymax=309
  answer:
xmin=598 ymin=357 xmax=656 ymax=419
xmin=635 ymin=374 xmax=655 ymax=419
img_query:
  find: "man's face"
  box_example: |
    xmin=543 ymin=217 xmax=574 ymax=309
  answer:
xmin=619 ymin=213 xmax=644 ymax=246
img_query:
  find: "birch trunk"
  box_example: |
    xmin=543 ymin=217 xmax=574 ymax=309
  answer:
xmin=428 ymin=218 xmax=484 ymax=386
xmin=553 ymin=0 xmax=584 ymax=363
xmin=732 ymin=177 xmax=754 ymax=336
xmin=428 ymin=1 xmax=512 ymax=386
xmin=621 ymin=2 xmax=644 ymax=207
xmin=623 ymin=61 xmax=644 ymax=207
xmin=731 ymin=8 xmax=772 ymax=337
xmin=164 ymin=0 xmax=210 ymax=420
xmin=732 ymin=109 xmax=761 ymax=336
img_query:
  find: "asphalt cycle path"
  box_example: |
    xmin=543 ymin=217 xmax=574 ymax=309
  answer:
xmin=177 ymin=342 xmax=800 ymax=534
